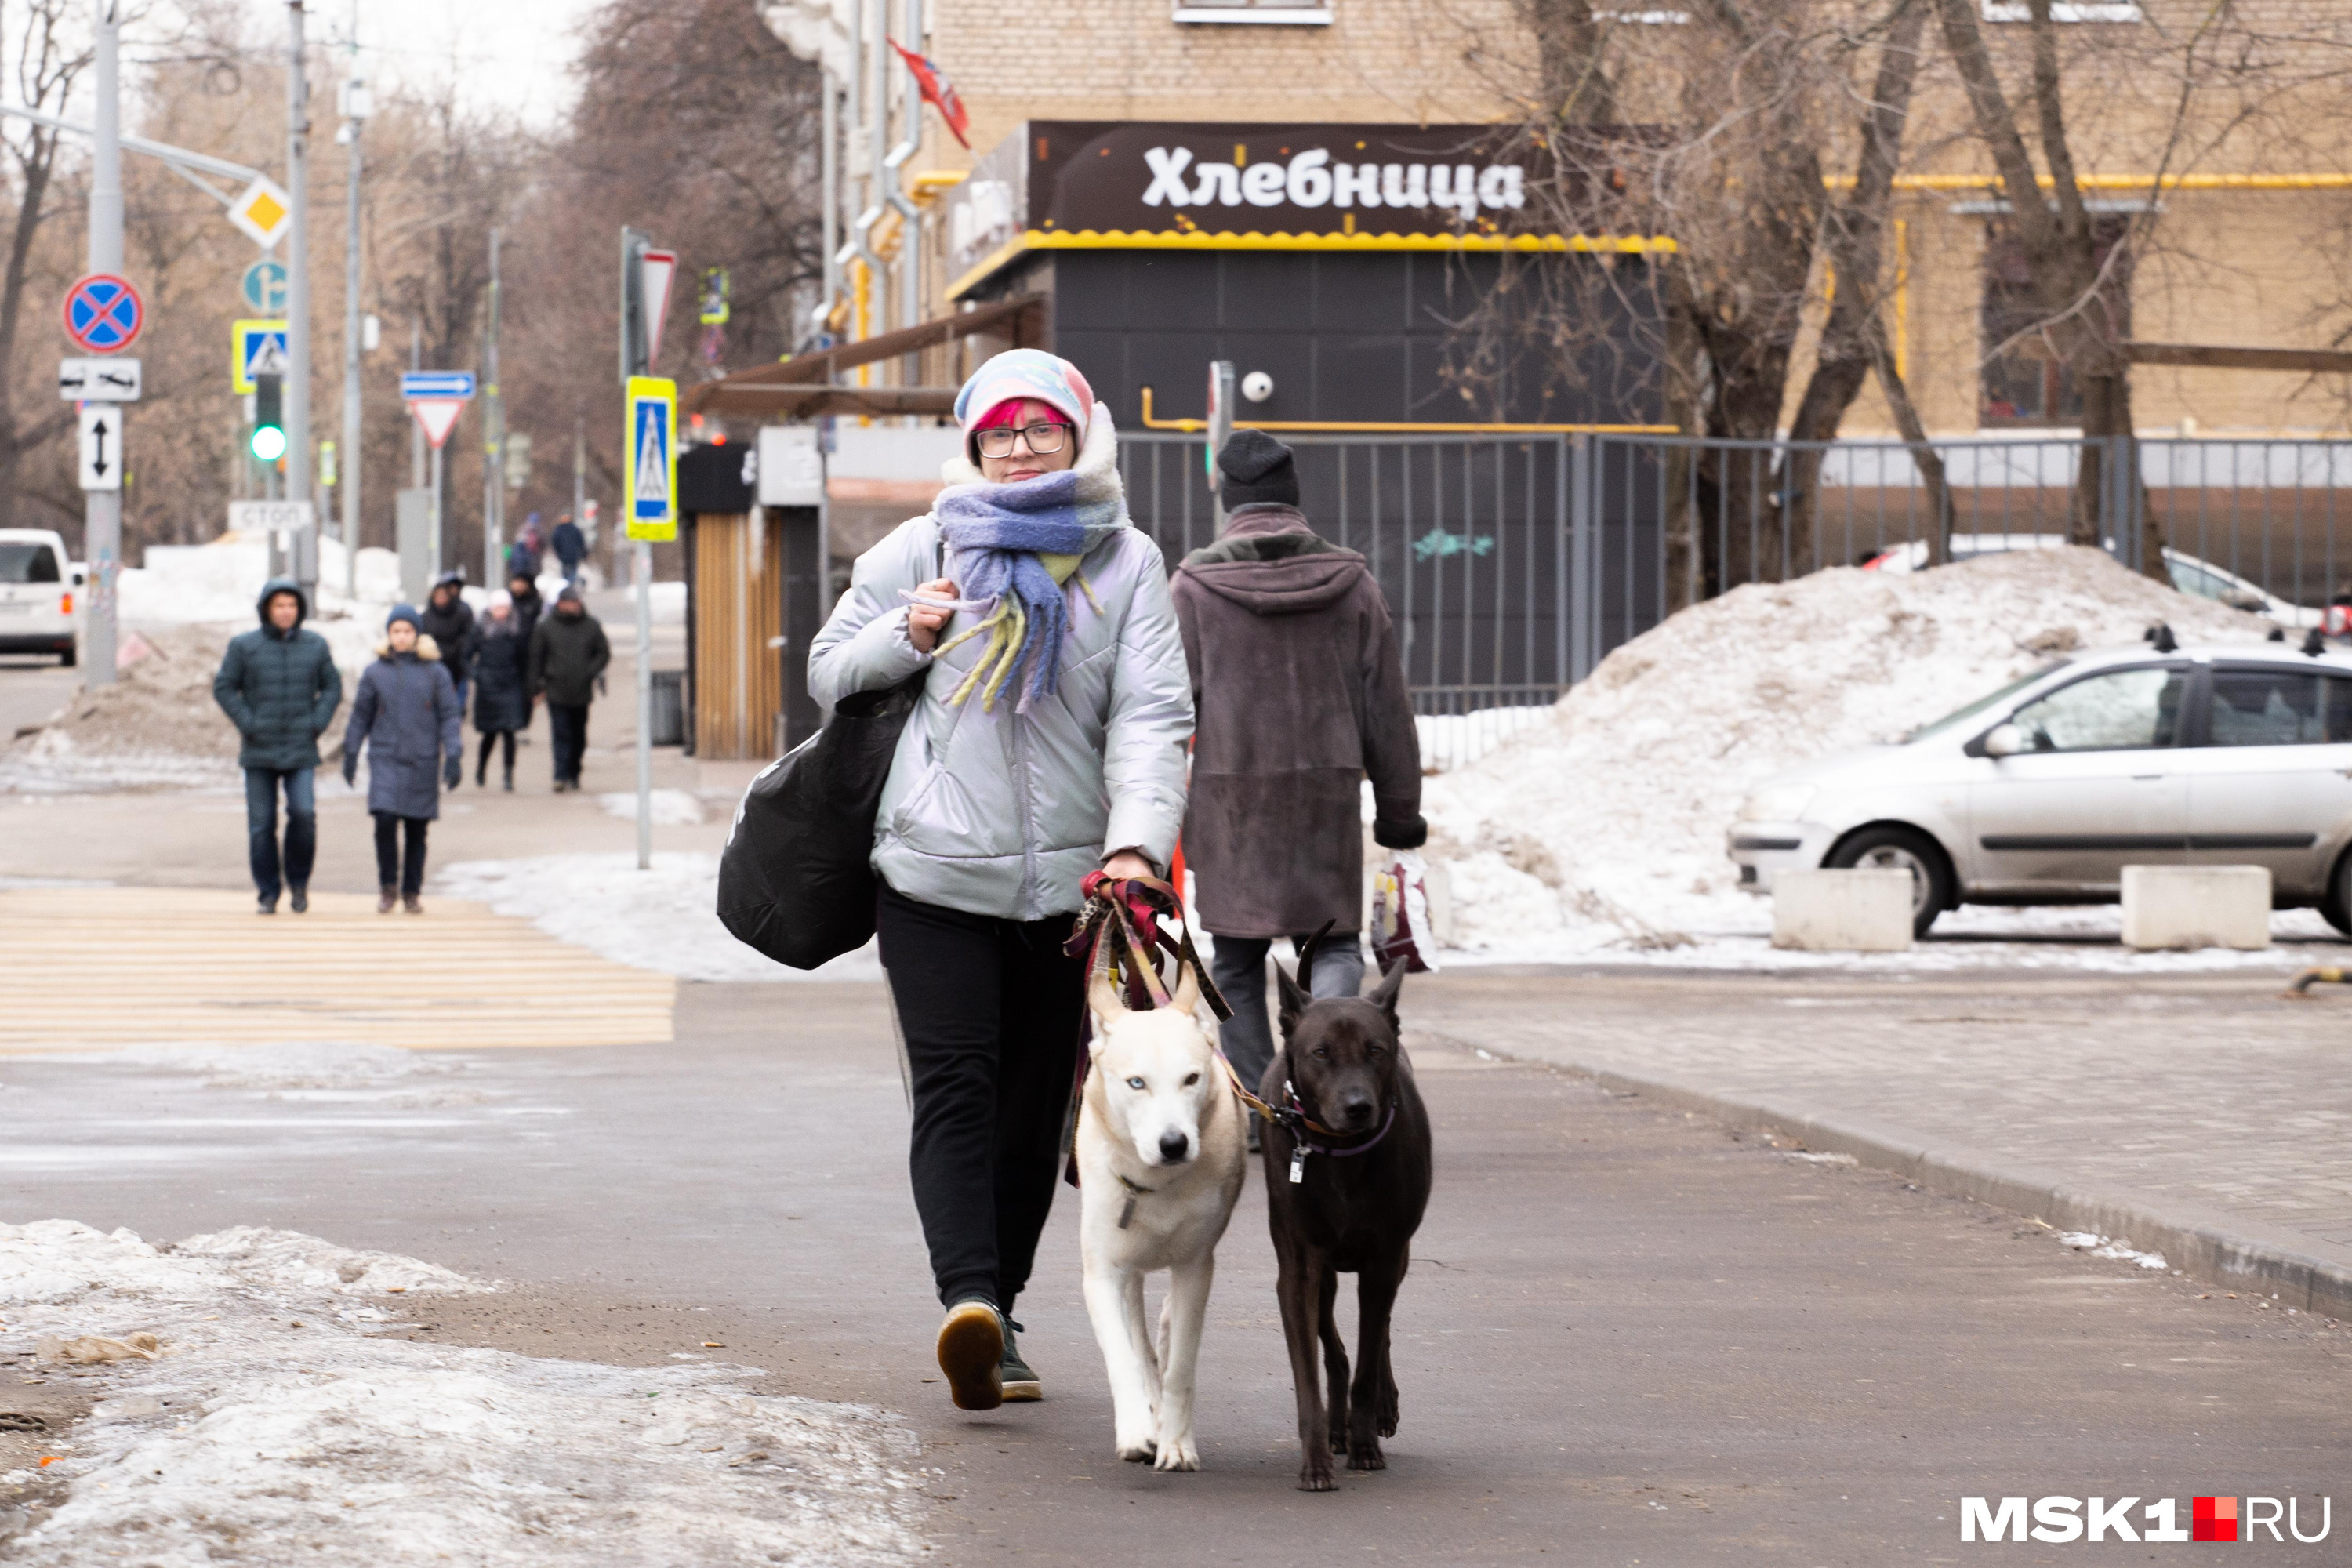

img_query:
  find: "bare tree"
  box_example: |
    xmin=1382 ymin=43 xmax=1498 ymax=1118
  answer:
xmin=0 ymin=0 xmax=92 ymax=528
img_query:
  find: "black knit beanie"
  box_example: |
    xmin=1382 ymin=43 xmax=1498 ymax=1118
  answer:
xmin=1218 ymin=429 xmax=1299 ymax=510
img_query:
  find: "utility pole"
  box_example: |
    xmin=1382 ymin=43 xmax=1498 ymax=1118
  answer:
xmin=82 ymin=0 xmax=123 ymax=687
xmin=481 ymin=227 xmax=502 ymax=590
xmin=572 ymin=412 xmax=586 ymax=558
xmin=337 ymin=5 xmax=365 ymax=601
xmin=408 ymin=318 xmax=423 ymax=486
xmin=285 ymin=0 xmax=314 ymax=598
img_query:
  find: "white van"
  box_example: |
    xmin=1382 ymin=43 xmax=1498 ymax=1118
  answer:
xmin=0 ymin=528 xmax=82 ymax=665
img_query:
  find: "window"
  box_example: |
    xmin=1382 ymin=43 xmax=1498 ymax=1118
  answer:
xmin=1980 ymin=215 xmax=2132 ymax=427
xmin=0 ymin=543 xmax=60 ymax=583
xmin=1981 ymin=2 xmax=2144 ymax=20
xmin=1172 ymin=0 xmax=1331 ymax=22
xmin=2010 ymin=666 xmax=2184 ymax=752
xmin=2207 ymin=668 xmax=2352 ymax=746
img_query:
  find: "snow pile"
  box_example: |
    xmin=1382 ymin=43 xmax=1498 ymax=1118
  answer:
xmin=2 ymin=600 xmax=383 ymax=796
xmin=599 ymin=787 xmax=706 ymax=826
xmin=1424 ymin=548 xmax=2278 ymax=959
xmin=434 ymin=853 xmax=884 ymax=982
xmin=0 ymin=1220 xmax=924 ymax=1566
xmin=121 ymin=535 xmax=400 ymax=626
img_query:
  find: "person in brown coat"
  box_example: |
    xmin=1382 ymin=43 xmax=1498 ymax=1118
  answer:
xmin=1172 ymin=430 xmax=1426 ymax=1107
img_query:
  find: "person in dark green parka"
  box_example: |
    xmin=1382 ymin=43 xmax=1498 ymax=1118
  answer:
xmin=212 ymin=577 xmax=343 ymax=914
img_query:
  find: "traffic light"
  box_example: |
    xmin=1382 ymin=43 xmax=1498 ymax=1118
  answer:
xmin=250 ymin=373 xmax=286 ymax=462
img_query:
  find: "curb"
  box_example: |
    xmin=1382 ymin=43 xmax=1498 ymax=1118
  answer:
xmin=1428 ymin=1030 xmax=2352 ymax=1323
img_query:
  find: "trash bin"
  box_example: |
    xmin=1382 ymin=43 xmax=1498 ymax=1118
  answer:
xmin=649 ymin=670 xmax=686 ymax=747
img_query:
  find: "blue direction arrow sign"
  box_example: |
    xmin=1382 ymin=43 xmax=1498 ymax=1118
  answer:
xmin=240 ymin=260 xmax=289 ymax=314
xmin=400 ymin=371 xmax=476 ymax=401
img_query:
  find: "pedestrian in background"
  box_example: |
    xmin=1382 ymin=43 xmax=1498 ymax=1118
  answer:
xmin=468 ymin=589 xmax=530 ymax=791
xmin=418 ymin=571 xmax=476 ymax=724
xmin=506 ymin=568 xmax=545 ymax=649
xmin=212 ymin=576 xmax=342 ymax=916
xmin=808 ymin=347 xmax=1191 ymax=1411
xmin=551 ymin=512 xmax=586 ymax=589
xmin=530 ymin=583 xmax=609 ymax=793
xmin=1172 ymin=430 xmax=1425 ymax=1120
xmin=344 ymin=604 xmax=462 ymax=914
xmin=507 ymin=514 xmax=543 ymax=585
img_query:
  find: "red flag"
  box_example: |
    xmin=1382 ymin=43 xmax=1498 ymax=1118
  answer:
xmin=888 ymin=38 xmax=971 ymax=150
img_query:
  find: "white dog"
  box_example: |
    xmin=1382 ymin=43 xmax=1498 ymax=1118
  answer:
xmin=1076 ymin=961 xmax=1249 ymax=1471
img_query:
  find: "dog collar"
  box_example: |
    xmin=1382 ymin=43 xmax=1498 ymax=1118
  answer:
xmin=1115 ymin=1171 xmax=1154 ymax=1230
xmin=1279 ymin=1081 xmax=1398 ymax=1182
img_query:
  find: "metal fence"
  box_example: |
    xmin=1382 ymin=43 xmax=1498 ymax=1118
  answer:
xmin=1121 ymin=430 xmax=2352 ymax=770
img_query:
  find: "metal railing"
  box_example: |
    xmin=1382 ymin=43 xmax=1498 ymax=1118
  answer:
xmin=1121 ymin=429 xmax=2352 ymax=769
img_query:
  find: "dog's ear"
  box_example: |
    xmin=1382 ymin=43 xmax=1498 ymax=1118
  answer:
xmin=1275 ymin=959 xmax=1312 ymax=1040
xmin=1088 ymin=967 xmax=1127 ymax=1033
xmin=1171 ymin=958 xmax=1203 ymax=1018
xmin=1368 ymin=956 xmax=1406 ymax=1029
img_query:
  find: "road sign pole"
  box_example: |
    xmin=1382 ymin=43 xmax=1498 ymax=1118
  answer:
xmin=481 ymin=227 xmax=502 ymax=592
xmin=82 ymin=0 xmax=123 ymax=689
xmin=429 ymin=442 xmax=442 ymax=578
xmin=285 ymin=0 xmax=314 ymax=602
xmin=635 ymin=539 xmax=653 ymax=870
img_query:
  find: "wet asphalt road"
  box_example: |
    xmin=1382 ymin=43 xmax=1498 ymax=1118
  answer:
xmin=4 ymin=979 xmax=2348 ymax=1566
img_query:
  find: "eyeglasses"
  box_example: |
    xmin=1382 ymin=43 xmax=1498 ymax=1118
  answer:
xmin=975 ymin=421 xmax=1071 ymax=459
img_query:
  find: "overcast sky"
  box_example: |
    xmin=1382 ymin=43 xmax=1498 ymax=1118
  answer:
xmin=339 ymin=0 xmax=604 ymax=125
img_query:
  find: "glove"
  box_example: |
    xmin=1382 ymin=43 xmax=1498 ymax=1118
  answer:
xmin=444 ymin=758 xmax=462 ymax=790
xmin=1373 ymin=813 xmax=1429 ymax=851
xmin=342 ymin=757 xmax=358 ymax=788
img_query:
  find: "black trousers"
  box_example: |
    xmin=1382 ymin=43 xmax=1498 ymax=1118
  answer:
xmin=547 ymin=702 xmax=589 ymax=784
xmin=477 ymin=729 xmax=516 ymax=779
xmin=877 ymin=883 xmax=1085 ymax=1314
xmin=372 ymin=812 xmax=429 ymax=896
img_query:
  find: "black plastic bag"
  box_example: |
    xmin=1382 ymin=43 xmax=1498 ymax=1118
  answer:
xmin=717 ymin=675 xmax=923 ymax=970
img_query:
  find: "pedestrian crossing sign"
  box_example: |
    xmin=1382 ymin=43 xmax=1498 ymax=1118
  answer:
xmin=232 ymin=318 xmax=289 ymax=394
xmin=624 ymin=376 xmax=677 ymax=542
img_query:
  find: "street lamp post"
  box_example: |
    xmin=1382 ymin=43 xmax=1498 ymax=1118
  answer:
xmin=337 ymin=19 xmax=365 ymax=601
xmin=83 ymin=0 xmax=123 ymax=688
xmin=285 ymin=0 xmax=314 ymax=598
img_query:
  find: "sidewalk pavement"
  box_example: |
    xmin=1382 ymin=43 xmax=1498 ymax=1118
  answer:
xmin=1408 ymin=964 xmax=2352 ymax=1320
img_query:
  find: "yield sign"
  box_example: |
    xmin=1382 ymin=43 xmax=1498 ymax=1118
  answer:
xmin=640 ymin=248 xmax=677 ymax=365
xmin=408 ymin=397 xmax=466 ymax=450
xmin=64 ymin=273 xmax=143 ymax=353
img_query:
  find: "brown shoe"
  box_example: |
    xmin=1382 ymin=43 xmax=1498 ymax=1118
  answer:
xmin=401 ymin=893 xmax=423 ymax=915
xmin=936 ymin=1299 xmax=1004 ymax=1412
xmin=377 ymin=887 xmax=397 ymax=914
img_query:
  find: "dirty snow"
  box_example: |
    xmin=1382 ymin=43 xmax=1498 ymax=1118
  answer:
xmin=2055 ymin=1229 xmax=2170 ymax=1271
xmin=433 ymin=852 xmax=884 ymax=982
xmin=0 ymin=1220 xmax=924 ymax=1566
xmin=1423 ymin=549 xmax=2296 ymax=965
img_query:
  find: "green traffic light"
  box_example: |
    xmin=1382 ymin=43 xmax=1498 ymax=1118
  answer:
xmin=251 ymin=425 xmax=288 ymax=462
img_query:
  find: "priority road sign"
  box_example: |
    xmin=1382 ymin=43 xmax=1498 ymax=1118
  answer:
xmin=228 ymin=176 xmax=293 ymax=249
xmin=399 ymin=371 xmax=476 ymax=401
xmin=240 ymin=259 xmax=289 ymax=314
xmin=63 ymin=274 xmax=143 ymax=354
xmin=408 ymin=398 xmax=466 ymax=450
xmin=232 ymin=318 xmax=289 ymax=394
xmin=58 ymin=358 xmax=141 ymax=401
xmin=78 ymin=405 xmax=122 ymax=492
xmin=623 ymin=376 xmax=677 ymax=542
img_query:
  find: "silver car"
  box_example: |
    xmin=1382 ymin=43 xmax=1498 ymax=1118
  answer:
xmin=1729 ymin=641 xmax=2352 ymax=934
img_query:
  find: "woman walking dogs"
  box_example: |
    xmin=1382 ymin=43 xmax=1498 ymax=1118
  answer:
xmin=343 ymin=605 xmax=463 ymax=914
xmin=808 ymin=350 xmax=1192 ymax=1412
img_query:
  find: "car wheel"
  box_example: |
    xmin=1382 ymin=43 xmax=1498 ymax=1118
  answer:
xmin=2323 ymin=852 xmax=2352 ymax=938
xmin=1825 ymin=826 xmax=1955 ymax=938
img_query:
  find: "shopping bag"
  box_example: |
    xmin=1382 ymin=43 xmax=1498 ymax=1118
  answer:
xmin=1369 ymin=849 xmax=1439 ymax=975
xmin=716 ymin=675 xmax=923 ymax=970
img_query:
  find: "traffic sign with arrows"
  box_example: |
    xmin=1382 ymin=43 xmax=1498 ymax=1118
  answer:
xmin=59 ymin=358 xmax=140 ymax=401
xmin=78 ymin=405 xmax=122 ymax=492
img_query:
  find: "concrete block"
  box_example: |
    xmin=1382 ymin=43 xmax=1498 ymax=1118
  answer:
xmin=1771 ymin=869 xmax=1915 ymax=953
xmin=2122 ymin=865 xmax=2271 ymax=951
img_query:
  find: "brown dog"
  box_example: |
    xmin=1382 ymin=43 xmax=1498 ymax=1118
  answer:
xmin=1259 ymin=940 xmax=1432 ymax=1491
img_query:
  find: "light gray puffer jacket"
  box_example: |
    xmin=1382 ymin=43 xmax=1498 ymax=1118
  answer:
xmin=808 ymin=464 xmax=1192 ymax=922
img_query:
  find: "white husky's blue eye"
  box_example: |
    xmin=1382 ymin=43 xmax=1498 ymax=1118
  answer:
xmin=1126 ymin=1076 xmax=1145 ymax=1090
